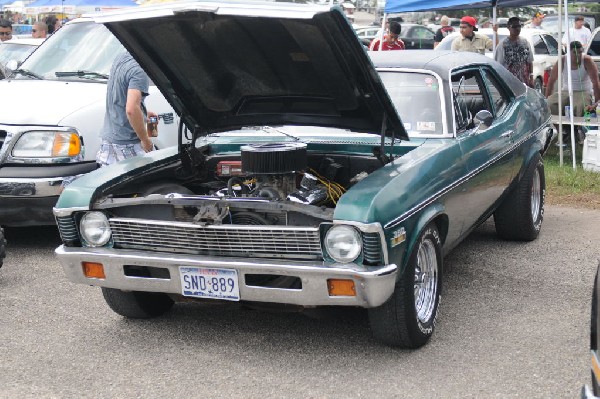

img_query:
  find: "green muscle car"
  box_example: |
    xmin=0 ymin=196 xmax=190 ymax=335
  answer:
xmin=53 ymin=1 xmax=553 ymax=348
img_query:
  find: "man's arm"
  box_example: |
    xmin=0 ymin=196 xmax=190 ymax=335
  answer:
xmin=125 ymin=88 xmax=153 ymax=152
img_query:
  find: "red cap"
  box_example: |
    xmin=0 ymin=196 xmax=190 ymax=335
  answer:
xmin=460 ymin=16 xmax=478 ymax=31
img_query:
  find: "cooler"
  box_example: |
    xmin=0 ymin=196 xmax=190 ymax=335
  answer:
xmin=582 ymin=130 xmax=600 ymax=172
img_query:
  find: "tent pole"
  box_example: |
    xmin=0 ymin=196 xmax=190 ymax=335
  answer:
xmin=563 ymin=0 xmax=577 ymax=169
xmin=377 ymin=13 xmax=387 ymax=51
xmin=492 ymin=2 xmax=497 ymax=57
xmin=557 ymin=0 xmax=563 ymax=165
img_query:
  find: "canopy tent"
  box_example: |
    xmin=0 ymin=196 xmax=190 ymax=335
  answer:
xmin=383 ymin=0 xmax=597 ymax=168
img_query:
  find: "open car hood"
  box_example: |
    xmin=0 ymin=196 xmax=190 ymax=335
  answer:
xmin=93 ymin=1 xmax=407 ymax=140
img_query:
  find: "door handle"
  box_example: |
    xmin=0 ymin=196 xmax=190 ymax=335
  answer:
xmin=500 ymin=130 xmax=513 ymax=138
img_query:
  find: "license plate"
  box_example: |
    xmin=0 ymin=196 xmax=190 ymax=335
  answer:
xmin=179 ymin=266 xmax=240 ymax=301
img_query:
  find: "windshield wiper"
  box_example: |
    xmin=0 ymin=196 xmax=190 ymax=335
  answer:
xmin=55 ymin=70 xmax=109 ymax=79
xmin=12 ymin=68 xmax=43 ymax=80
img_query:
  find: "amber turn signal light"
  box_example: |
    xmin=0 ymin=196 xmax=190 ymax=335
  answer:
xmin=82 ymin=262 xmax=106 ymax=279
xmin=327 ymin=279 xmax=356 ymax=296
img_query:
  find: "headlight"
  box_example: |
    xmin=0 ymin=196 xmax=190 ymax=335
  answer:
xmin=80 ymin=212 xmax=111 ymax=247
xmin=324 ymin=225 xmax=362 ymax=263
xmin=12 ymin=131 xmax=81 ymax=157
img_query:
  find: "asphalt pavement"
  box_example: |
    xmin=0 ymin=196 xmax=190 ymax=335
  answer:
xmin=0 ymin=205 xmax=598 ymax=397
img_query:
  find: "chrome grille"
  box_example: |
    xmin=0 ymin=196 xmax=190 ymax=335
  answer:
xmin=56 ymin=215 xmax=79 ymax=243
xmin=362 ymin=232 xmax=383 ymax=265
xmin=109 ymin=218 xmax=322 ymax=260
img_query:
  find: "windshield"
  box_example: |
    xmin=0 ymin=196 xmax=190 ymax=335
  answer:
xmin=380 ymin=71 xmax=444 ymax=136
xmin=18 ymin=21 xmax=125 ymax=80
xmin=0 ymin=43 xmax=36 ymax=65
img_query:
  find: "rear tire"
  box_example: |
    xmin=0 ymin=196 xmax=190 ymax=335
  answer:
xmin=494 ymin=154 xmax=545 ymax=241
xmin=368 ymin=223 xmax=442 ymax=348
xmin=0 ymin=227 xmax=6 ymax=269
xmin=102 ymin=288 xmax=174 ymax=319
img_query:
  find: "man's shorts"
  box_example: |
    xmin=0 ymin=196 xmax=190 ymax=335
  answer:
xmin=96 ymin=140 xmax=146 ymax=167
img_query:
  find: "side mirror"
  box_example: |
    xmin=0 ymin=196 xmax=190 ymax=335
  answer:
xmin=4 ymin=59 xmax=19 ymax=75
xmin=474 ymin=110 xmax=493 ymax=131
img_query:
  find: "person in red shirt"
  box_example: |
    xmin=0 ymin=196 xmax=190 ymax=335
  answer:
xmin=369 ymin=21 xmax=405 ymax=51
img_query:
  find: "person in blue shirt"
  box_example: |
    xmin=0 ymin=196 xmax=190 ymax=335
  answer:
xmin=97 ymin=52 xmax=159 ymax=166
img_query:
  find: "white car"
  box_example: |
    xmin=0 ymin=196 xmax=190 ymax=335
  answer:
xmin=0 ymin=18 xmax=181 ymax=227
xmin=586 ymin=26 xmax=600 ymax=76
xmin=436 ymin=28 xmax=560 ymax=93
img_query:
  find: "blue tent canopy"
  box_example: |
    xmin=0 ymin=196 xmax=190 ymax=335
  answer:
xmin=384 ymin=0 xmax=596 ymax=13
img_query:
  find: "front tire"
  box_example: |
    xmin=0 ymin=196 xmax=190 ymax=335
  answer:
xmin=368 ymin=223 xmax=442 ymax=348
xmin=494 ymin=154 xmax=545 ymax=241
xmin=102 ymin=288 xmax=174 ymax=319
xmin=0 ymin=227 xmax=6 ymax=269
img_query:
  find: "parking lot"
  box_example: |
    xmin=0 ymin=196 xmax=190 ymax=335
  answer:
xmin=1 ymin=205 xmax=598 ymax=398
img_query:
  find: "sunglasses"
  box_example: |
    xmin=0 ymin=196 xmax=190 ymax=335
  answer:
xmin=0 ymin=32 xmax=11 ymax=36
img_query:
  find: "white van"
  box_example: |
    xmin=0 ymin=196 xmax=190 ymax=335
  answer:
xmin=0 ymin=18 xmax=180 ymax=226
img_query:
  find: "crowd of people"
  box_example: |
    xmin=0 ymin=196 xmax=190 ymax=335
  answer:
xmin=0 ymin=15 xmax=61 ymax=42
xmin=366 ymin=11 xmax=599 ymax=122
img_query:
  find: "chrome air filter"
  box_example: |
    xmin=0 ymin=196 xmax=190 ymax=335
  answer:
xmin=241 ymin=143 xmax=307 ymax=174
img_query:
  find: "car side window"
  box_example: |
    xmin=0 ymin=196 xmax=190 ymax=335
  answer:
xmin=482 ymin=69 xmax=510 ymax=117
xmin=452 ymin=70 xmax=489 ymax=133
xmin=411 ymin=27 xmax=434 ymax=40
xmin=589 ymin=31 xmax=600 ymax=56
xmin=531 ymin=35 xmax=549 ymax=55
xmin=542 ymin=34 xmax=559 ymax=56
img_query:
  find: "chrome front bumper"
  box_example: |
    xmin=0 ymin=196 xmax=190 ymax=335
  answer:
xmin=55 ymin=245 xmax=398 ymax=308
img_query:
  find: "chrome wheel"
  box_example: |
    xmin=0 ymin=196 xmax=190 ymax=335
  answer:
xmin=414 ymin=238 xmax=439 ymax=323
xmin=530 ymin=167 xmax=541 ymax=222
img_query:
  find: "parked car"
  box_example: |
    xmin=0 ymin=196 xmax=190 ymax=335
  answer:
xmin=436 ymin=28 xmax=560 ymax=93
xmin=586 ymin=27 xmax=600 ymax=78
xmin=360 ymin=23 xmax=435 ymax=49
xmin=583 ymin=262 xmax=600 ymax=398
xmin=539 ymin=14 xmax=598 ymax=40
xmin=54 ymin=1 xmax=552 ymax=348
xmin=0 ymin=37 xmax=44 ymax=78
xmin=0 ymin=18 xmax=181 ymax=227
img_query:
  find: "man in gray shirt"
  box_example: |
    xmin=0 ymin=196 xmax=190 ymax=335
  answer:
xmin=97 ymin=51 xmax=158 ymax=166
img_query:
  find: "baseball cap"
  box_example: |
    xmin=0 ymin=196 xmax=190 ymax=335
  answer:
xmin=534 ymin=11 xmax=545 ymax=19
xmin=460 ymin=16 xmax=478 ymax=31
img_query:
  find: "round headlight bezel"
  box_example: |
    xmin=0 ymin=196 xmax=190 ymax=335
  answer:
xmin=80 ymin=211 xmax=111 ymax=247
xmin=324 ymin=225 xmax=362 ymax=263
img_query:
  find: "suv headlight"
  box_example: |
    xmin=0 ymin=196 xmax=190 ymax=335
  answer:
xmin=324 ymin=225 xmax=362 ymax=263
xmin=12 ymin=131 xmax=81 ymax=157
xmin=80 ymin=212 xmax=111 ymax=247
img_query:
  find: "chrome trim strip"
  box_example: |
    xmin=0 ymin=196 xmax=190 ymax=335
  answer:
xmin=53 ymin=206 xmax=90 ymax=217
xmin=384 ymin=127 xmax=541 ymax=230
